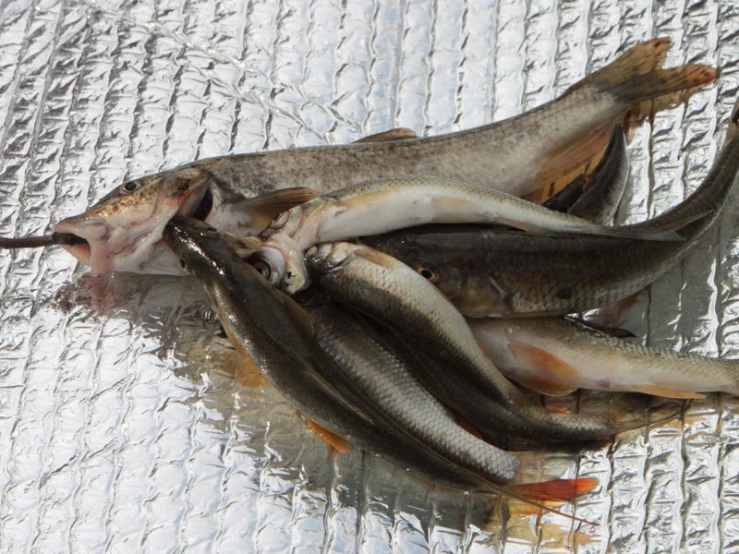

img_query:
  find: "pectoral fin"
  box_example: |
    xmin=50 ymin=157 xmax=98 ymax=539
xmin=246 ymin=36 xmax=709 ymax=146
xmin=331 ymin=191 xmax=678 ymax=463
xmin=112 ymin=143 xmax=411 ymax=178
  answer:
xmin=237 ymin=188 xmax=320 ymax=230
xmin=507 ymin=340 xmax=579 ymax=396
xmin=302 ymin=415 xmax=351 ymax=454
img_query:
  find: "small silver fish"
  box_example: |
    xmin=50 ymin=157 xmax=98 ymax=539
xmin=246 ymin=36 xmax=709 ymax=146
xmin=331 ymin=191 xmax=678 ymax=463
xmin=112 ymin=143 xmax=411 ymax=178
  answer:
xmin=470 ymin=317 xmax=739 ymax=399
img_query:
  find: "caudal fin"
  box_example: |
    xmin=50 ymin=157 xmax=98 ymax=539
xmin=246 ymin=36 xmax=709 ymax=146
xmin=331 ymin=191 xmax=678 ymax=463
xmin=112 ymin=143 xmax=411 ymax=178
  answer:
xmin=567 ymin=38 xmax=671 ymax=93
xmin=612 ymin=64 xmax=719 ymax=108
xmin=568 ymin=38 xmax=718 ymax=104
xmin=482 ymin=478 xmax=600 ymax=525
xmin=509 ymin=477 xmax=599 ymax=503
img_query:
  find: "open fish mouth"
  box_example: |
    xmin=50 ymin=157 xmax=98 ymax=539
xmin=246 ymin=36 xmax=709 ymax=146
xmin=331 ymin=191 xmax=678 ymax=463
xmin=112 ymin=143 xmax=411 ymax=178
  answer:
xmin=52 ymin=171 xmax=216 ymax=275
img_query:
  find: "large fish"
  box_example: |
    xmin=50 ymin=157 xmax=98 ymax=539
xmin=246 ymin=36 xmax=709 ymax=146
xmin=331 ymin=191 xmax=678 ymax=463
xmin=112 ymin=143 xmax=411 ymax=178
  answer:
xmin=163 ymin=218 xmax=597 ymax=512
xmin=258 ymin=173 xmax=680 ymax=294
xmin=304 ymin=241 xmax=617 ymax=442
xmin=365 ymin=112 xmax=739 ymax=317
xmin=45 ymin=39 xmax=715 ymax=276
xmin=469 ymin=317 xmax=739 ymax=399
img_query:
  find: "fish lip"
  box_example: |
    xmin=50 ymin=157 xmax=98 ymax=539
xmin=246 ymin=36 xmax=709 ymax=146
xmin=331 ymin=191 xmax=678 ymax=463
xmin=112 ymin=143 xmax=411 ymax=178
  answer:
xmin=53 ymin=220 xmax=111 ymax=274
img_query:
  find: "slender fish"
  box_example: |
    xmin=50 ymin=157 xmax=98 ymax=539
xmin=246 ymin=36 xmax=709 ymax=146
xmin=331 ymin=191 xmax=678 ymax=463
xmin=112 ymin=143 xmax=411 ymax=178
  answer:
xmin=469 ymin=317 xmax=739 ymax=399
xmin=258 ymin=175 xmax=682 ymax=294
xmin=307 ymin=301 xmax=520 ymax=479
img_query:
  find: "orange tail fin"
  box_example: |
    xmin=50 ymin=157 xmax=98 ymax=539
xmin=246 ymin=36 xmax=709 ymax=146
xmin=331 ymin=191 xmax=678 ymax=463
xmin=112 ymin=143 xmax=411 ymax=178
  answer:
xmin=509 ymin=477 xmax=599 ymax=503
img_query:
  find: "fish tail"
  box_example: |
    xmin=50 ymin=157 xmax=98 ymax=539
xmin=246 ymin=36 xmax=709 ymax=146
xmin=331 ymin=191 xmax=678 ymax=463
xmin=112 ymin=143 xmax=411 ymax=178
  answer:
xmin=509 ymin=477 xmax=599 ymax=503
xmin=479 ymin=479 xmax=600 ymax=525
xmin=567 ymin=38 xmax=718 ymax=106
xmin=610 ymin=64 xmax=718 ymax=108
xmin=567 ymin=38 xmax=672 ymax=94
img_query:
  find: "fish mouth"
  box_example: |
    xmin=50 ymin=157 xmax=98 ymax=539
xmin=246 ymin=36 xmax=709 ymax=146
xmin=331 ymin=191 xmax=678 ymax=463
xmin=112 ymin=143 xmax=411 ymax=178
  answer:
xmin=189 ymin=186 xmax=213 ymax=221
xmin=53 ymin=221 xmax=111 ymax=275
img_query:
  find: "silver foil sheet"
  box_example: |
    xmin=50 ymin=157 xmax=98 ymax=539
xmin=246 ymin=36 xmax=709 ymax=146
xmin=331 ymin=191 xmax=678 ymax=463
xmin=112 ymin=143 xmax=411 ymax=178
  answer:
xmin=0 ymin=0 xmax=737 ymax=552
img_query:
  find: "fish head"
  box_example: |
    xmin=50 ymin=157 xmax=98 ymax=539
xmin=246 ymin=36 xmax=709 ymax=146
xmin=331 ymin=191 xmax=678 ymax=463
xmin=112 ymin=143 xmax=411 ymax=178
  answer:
xmin=411 ymin=261 xmax=507 ymax=317
xmin=54 ymin=168 xmax=213 ymax=275
xmin=163 ymin=217 xmax=263 ymax=280
xmin=251 ymin=236 xmax=309 ymax=295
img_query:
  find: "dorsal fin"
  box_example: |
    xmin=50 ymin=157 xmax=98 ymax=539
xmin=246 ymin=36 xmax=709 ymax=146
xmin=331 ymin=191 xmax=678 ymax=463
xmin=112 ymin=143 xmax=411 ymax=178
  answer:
xmin=355 ymin=128 xmax=418 ymax=143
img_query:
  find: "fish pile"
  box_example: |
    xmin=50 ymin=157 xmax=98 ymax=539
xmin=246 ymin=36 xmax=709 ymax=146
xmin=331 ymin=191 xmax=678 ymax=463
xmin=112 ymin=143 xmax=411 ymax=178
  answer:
xmin=4 ymin=38 xmax=738 ymax=518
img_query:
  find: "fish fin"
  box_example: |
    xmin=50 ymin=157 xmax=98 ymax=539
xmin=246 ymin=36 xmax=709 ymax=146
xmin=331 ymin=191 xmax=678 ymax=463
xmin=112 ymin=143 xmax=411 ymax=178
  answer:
xmin=566 ymin=317 xmax=636 ymax=339
xmin=546 ymin=406 xmax=573 ymax=414
xmin=509 ymin=340 xmax=579 ymax=380
xmin=629 ymin=385 xmax=706 ymax=399
xmin=508 ymin=478 xmax=599 ymax=503
xmin=355 ymin=128 xmax=418 ymax=143
xmin=541 ymin=174 xmax=588 ymax=213
xmin=476 ymin=482 xmax=598 ymax=525
xmin=513 ymin=375 xmax=577 ymax=397
xmin=276 ymin=291 xmax=315 ymax=337
xmin=237 ymin=188 xmax=320 ymax=230
xmin=302 ymin=415 xmax=351 ymax=454
xmin=566 ymin=38 xmax=671 ymax=93
xmin=610 ymin=64 xmax=718 ymax=108
xmin=534 ymin=122 xmax=613 ymax=190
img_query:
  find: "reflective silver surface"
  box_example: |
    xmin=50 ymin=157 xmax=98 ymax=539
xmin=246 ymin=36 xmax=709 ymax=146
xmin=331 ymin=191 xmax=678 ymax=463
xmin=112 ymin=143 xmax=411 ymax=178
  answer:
xmin=0 ymin=0 xmax=737 ymax=551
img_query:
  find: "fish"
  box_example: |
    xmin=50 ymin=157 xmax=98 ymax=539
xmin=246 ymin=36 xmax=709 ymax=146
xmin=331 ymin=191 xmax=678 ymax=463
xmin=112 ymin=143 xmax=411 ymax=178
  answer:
xmin=258 ymin=175 xmax=684 ymax=294
xmin=304 ymin=241 xmax=617 ymax=443
xmin=542 ymin=124 xmax=630 ymax=224
xmin=364 ymin=111 xmax=739 ymax=317
xmin=306 ymin=301 xmax=521 ymax=481
xmin=469 ymin=317 xmax=739 ymax=399
xmin=188 ymin=39 xmax=714 ymax=199
xmin=163 ymin=218 xmax=598 ymax=514
xmin=46 ymin=38 xmax=715 ymax=276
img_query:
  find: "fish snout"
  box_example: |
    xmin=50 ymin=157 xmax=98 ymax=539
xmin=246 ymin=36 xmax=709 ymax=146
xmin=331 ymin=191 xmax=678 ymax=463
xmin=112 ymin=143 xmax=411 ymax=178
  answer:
xmin=53 ymin=219 xmax=112 ymax=275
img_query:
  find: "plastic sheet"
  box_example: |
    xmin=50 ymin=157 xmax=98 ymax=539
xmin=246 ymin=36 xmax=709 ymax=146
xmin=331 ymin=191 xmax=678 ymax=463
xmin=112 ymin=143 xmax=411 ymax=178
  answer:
xmin=0 ymin=0 xmax=737 ymax=551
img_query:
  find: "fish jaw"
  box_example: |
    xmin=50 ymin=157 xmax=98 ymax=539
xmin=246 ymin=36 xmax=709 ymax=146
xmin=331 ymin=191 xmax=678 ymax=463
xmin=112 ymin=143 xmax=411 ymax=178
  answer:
xmin=258 ymin=236 xmax=307 ymax=293
xmin=54 ymin=221 xmax=108 ymax=273
xmin=53 ymin=168 xmax=212 ymax=275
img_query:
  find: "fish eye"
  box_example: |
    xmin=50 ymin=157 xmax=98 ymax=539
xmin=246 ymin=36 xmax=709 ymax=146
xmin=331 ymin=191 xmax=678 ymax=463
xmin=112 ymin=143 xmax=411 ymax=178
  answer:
xmin=206 ymin=227 xmax=218 ymax=234
xmin=179 ymin=259 xmax=187 ymax=269
xmin=417 ymin=265 xmax=439 ymax=283
xmin=253 ymin=262 xmax=271 ymax=278
xmin=122 ymin=181 xmax=138 ymax=193
xmin=270 ymin=212 xmax=290 ymax=230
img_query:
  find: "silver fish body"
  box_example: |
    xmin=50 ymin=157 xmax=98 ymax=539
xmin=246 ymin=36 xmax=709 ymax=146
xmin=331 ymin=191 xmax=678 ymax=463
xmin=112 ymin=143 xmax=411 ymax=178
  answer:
xmin=190 ymin=40 xmax=713 ymax=199
xmin=307 ymin=302 xmax=520 ymax=481
xmin=470 ymin=317 xmax=739 ymax=398
xmin=259 ymin=175 xmax=681 ymax=294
